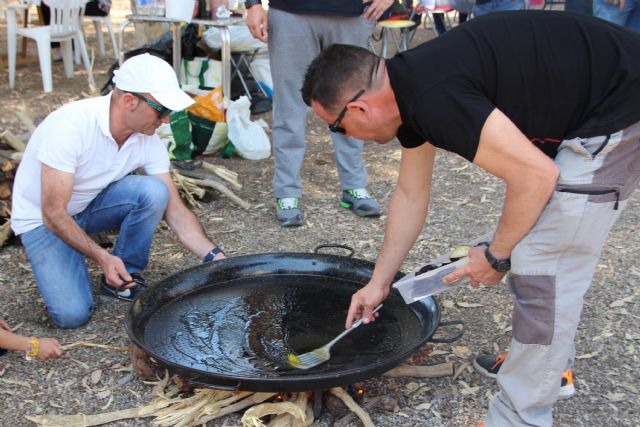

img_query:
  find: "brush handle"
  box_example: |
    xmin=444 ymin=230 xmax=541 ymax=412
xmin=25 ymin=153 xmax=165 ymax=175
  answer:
xmin=327 ymin=304 xmax=383 ymax=348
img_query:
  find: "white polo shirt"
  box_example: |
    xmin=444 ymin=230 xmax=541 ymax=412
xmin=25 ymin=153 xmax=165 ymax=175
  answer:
xmin=11 ymin=94 xmax=170 ymax=235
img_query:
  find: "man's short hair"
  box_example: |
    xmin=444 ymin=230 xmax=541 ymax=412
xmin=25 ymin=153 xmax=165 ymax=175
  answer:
xmin=301 ymin=44 xmax=379 ymax=111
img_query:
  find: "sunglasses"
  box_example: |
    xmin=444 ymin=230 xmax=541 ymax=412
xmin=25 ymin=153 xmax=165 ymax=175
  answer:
xmin=328 ymin=89 xmax=366 ymax=134
xmin=129 ymin=92 xmax=172 ymax=119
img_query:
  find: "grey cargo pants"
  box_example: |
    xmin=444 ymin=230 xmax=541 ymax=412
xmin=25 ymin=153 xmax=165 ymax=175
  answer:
xmin=485 ymin=120 xmax=640 ymax=426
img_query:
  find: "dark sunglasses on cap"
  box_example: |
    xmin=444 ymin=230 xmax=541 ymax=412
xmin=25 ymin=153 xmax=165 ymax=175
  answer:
xmin=128 ymin=92 xmax=172 ymax=119
xmin=328 ymin=89 xmax=366 ymax=134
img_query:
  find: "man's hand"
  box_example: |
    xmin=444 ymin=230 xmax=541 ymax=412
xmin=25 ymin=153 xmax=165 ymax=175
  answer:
xmin=443 ymin=245 xmax=505 ymax=287
xmin=345 ymin=283 xmax=388 ymax=329
xmin=246 ymin=5 xmax=268 ymax=42
xmin=98 ymin=253 xmax=133 ymax=289
xmin=37 ymin=338 xmax=64 ymax=361
xmin=364 ymin=0 xmax=394 ymax=21
xmin=0 ymin=319 xmax=11 ymax=332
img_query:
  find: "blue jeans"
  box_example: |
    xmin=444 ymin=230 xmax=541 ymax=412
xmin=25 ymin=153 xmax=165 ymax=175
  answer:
xmin=21 ymin=175 xmax=169 ymax=328
xmin=473 ymin=0 xmax=524 ymax=17
xmin=593 ymin=0 xmax=640 ymax=30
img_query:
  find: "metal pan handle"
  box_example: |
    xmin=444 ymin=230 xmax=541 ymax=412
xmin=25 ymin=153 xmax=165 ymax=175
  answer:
xmin=429 ymin=320 xmax=465 ymax=343
xmin=313 ymin=244 xmax=355 ymax=258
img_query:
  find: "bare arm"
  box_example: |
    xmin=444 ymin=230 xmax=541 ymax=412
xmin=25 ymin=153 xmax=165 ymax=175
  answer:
xmin=444 ymin=108 xmax=559 ymax=285
xmin=246 ymin=4 xmax=268 ymax=43
xmin=40 ymin=164 xmax=132 ymax=287
xmin=346 ymin=143 xmax=436 ymax=327
xmin=152 ymin=173 xmax=225 ymax=261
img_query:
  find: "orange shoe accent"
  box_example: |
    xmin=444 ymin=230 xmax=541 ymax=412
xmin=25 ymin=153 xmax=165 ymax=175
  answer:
xmin=561 ymin=369 xmax=573 ymax=385
xmin=490 ymin=351 xmax=509 ymax=371
xmin=477 ymin=423 xmax=486 ymax=427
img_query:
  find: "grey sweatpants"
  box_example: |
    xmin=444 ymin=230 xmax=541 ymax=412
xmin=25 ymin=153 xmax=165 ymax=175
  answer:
xmin=267 ymin=8 xmax=375 ymax=198
xmin=485 ymin=120 xmax=640 ymax=426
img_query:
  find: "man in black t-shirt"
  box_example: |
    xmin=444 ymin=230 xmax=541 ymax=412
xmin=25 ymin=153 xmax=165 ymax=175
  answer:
xmin=302 ymin=11 xmax=640 ymax=427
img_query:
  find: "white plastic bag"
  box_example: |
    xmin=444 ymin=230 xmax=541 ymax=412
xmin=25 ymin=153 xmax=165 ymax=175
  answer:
xmin=203 ymin=25 xmax=267 ymax=51
xmin=226 ymin=96 xmax=270 ymax=160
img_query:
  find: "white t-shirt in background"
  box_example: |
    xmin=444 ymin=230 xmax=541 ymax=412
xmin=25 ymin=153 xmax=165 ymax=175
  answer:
xmin=11 ymin=94 xmax=170 ymax=235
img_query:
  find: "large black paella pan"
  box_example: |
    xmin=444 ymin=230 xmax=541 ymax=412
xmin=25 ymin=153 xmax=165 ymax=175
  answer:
xmin=126 ymin=246 xmax=462 ymax=392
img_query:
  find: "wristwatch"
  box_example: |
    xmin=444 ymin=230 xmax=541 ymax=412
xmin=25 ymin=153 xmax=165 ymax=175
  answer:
xmin=203 ymin=246 xmax=225 ymax=263
xmin=244 ymin=0 xmax=262 ymax=9
xmin=481 ymin=244 xmax=511 ymax=272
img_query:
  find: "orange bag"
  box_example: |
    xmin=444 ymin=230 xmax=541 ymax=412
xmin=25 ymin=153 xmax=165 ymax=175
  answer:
xmin=187 ymin=86 xmax=225 ymax=123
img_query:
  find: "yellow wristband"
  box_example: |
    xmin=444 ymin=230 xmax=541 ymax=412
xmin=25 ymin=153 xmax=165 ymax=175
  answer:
xmin=25 ymin=337 xmax=40 ymax=361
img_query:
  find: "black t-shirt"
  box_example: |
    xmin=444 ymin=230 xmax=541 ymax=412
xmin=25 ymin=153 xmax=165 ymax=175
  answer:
xmin=268 ymin=0 xmax=365 ymax=17
xmin=387 ymin=11 xmax=640 ymax=161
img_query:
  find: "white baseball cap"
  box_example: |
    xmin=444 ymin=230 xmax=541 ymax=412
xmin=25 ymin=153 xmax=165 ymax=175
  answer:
xmin=113 ymin=53 xmax=195 ymax=112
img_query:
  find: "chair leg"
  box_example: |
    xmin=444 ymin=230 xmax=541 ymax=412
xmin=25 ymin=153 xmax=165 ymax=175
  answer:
xmin=74 ymin=34 xmax=81 ymax=65
xmin=7 ymin=24 xmax=17 ymax=89
xmin=93 ymin=20 xmax=106 ymax=58
xmin=105 ymin=18 xmax=119 ymax=61
xmin=76 ymin=31 xmax=95 ymax=88
xmin=60 ymin=40 xmax=74 ymax=78
xmin=34 ymin=37 xmax=53 ymax=92
xmin=381 ymin=29 xmax=388 ymax=58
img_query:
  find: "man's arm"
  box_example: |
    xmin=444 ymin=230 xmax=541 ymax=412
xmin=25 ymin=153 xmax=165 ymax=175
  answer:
xmin=444 ymin=108 xmax=559 ymax=286
xmin=346 ymin=142 xmax=436 ymax=327
xmin=152 ymin=173 xmax=224 ymax=261
xmin=246 ymin=4 xmax=268 ymax=43
xmin=41 ymin=164 xmax=132 ymax=287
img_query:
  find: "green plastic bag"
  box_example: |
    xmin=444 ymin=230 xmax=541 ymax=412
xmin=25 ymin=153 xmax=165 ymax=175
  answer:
xmin=169 ymin=111 xmax=192 ymax=160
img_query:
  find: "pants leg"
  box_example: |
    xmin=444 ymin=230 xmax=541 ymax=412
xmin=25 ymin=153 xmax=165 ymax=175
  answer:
xmin=268 ymin=9 xmax=373 ymax=198
xmin=485 ymin=121 xmax=640 ymax=427
xmin=21 ymin=225 xmax=94 ymax=329
xmin=20 ymin=175 xmax=169 ymax=328
xmin=75 ymin=175 xmax=169 ymax=273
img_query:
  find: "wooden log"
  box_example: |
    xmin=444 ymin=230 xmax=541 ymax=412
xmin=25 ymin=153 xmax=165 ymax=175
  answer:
xmin=0 ymin=220 xmax=12 ymax=248
xmin=384 ymin=362 xmax=454 ymax=378
xmin=201 ymin=161 xmax=242 ymax=191
xmin=330 ymin=387 xmax=375 ymax=427
xmin=0 ymin=130 xmax=27 ymax=152
xmin=0 ymin=181 xmax=11 ymax=199
xmin=179 ymin=174 xmax=251 ymax=210
xmin=15 ymin=107 xmax=37 ymax=134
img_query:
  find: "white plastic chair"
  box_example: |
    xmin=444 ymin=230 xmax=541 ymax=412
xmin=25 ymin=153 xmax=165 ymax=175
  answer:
xmin=6 ymin=0 xmax=95 ymax=92
xmin=82 ymin=14 xmax=118 ymax=60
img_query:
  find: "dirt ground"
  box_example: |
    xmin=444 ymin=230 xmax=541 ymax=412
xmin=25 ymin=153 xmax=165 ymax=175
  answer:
xmin=0 ymin=1 xmax=639 ymax=426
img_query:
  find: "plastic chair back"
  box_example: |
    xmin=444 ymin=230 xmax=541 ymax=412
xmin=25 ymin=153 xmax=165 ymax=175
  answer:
xmin=46 ymin=0 xmax=85 ymax=40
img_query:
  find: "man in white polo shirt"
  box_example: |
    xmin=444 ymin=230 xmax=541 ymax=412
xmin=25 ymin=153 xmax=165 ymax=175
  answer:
xmin=11 ymin=54 xmax=226 ymax=329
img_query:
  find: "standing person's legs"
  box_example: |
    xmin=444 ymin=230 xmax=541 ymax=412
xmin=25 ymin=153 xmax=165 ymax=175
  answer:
xmin=20 ymin=175 xmax=169 ymax=328
xmin=321 ymin=15 xmax=375 ymax=193
xmin=268 ymin=9 xmax=319 ymax=201
xmin=484 ymin=123 xmax=640 ymax=426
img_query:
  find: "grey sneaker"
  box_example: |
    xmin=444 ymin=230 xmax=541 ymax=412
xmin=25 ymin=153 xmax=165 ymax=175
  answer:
xmin=276 ymin=197 xmax=303 ymax=227
xmin=340 ymin=188 xmax=381 ymax=217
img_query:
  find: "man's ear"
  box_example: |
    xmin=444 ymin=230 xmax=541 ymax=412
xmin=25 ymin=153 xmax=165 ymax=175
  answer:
xmin=121 ymin=92 xmax=139 ymax=112
xmin=349 ymin=99 xmax=372 ymax=120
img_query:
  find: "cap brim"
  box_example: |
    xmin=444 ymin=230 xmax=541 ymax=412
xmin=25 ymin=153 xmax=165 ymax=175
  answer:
xmin=151 ymin=89 xmax=195 ymax=112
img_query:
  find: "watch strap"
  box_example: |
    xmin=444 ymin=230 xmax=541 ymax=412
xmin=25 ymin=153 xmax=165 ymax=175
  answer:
xmin=203 ymin=246 xmax=225 ymax=263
